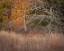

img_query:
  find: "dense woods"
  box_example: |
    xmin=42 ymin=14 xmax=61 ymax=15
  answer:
xmin=0 ymin=0 xmax=64 ymax=34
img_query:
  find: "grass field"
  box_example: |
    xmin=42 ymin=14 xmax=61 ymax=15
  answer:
xmin=0 ymin=31 xmax=64 ymax=51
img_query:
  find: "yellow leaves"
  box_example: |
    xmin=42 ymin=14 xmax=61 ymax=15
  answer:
xmin=10 ymin=0 xmax=30 ymax=30
xmin=11 ymin=9 xmax=22 ymax=20
xmin=11 ymin=2 xmax=22 ymax=20
xmin=11 ymin=3 xmax=24 ymax=29
xmin=2 ymin=16 xmax=9 ymax=24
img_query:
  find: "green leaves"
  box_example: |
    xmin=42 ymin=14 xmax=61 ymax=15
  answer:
xmin=0 ymin=2 xmax=9 ymax=30
xmin=48 ymin=0 xmax=64 ymax=3
xmin=29 ymin=9 xmax=50 ymax=15
xmin=0 ymin=2 xmax=9 ymax=16
xmin=29 ymin=9 xmax=36 ymax=15
xmin=41 ymin=18 xmax=51 ymax=26
xmin=0 ymin=2 xmax=9 ymax=8
xmin=28 ymin=18 xmax=51 ymax=27
xmin=0 ymin=8 xmax=4 ymax=16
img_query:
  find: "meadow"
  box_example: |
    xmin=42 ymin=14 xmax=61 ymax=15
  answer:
xmin=0 ymin=31 xmax=64 ymax=51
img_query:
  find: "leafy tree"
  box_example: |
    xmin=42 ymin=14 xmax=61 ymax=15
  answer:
xmin=0 ymin=2 xmax=10 ymax=30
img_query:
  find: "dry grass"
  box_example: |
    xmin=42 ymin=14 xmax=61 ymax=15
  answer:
xmin=0 ymin=31 xmax=64 ymax=51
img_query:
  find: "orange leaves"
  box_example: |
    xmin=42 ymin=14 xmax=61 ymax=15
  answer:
xmin=0 ymin=2 xmax=2 ymax=6
xmin=4 ymin=0 xmax=11 ymax=2
xmin=12 ymin=17 xmax=24 ymax=29
xmin=11 ymin=9 xmax=22 ymax=20
xmin=21 ymin=0 xmax=30 ymax=9
xmin=10 ymin=0 xmax=30 ymax=30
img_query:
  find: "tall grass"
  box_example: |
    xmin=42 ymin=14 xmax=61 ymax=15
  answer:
xmin=0 ymin=31 xmax=64 ymax=51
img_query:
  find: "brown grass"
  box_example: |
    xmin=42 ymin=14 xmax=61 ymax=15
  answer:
xmin=0 ymin=31 xmax=64 ymax=51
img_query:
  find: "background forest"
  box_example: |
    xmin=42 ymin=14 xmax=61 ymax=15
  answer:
xmin=0 ymin=0 xmax=64 ymax=34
